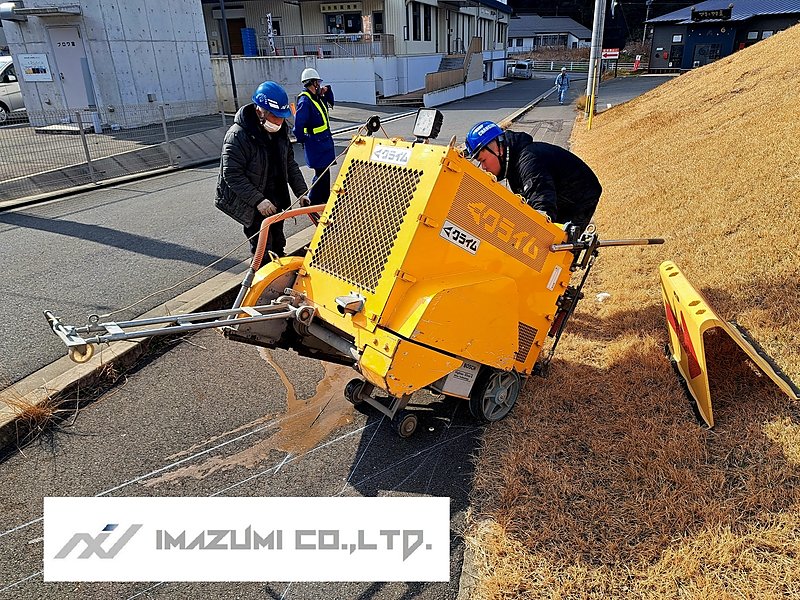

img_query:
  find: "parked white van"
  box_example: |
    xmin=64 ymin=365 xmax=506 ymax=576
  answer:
xmin=0 ymin=56 xmax=25 ymax=123
xmin=506 ymin=60 xmax=533 ymax=79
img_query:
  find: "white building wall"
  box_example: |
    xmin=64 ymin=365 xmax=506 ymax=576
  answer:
xmin=3 ymin=0 xmax=214 ymax=125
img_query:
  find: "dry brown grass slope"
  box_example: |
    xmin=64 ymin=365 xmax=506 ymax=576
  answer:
xmin=468 ymin=25 xmax=800 ymax=599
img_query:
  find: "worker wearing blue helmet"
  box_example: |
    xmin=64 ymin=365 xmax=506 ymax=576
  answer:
xmin=465 ymin=120 xmax=602 ymax=232
xmin=215 ymin=81 xmax=308 ymax=255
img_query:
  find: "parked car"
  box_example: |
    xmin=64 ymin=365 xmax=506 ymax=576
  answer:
xmin=506 ymin=60 xmax=533 ymax=79
xmin=0 ymin=56 xmax=25 ymax=123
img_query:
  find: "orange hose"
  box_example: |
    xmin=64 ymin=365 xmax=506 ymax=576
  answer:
xmin=252 ymin=204 xmax=325 ymax=271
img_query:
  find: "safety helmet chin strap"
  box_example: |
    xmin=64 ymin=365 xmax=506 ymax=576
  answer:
xmin=484 ymin=136 xmax=508 ymax=180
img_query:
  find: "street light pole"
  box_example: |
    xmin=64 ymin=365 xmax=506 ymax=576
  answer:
xmin=642 ymin=0 xmax=653 ymax=45
xmin=585 ymin=0 xmax=607 ymax=117
xmin=219 ymin=0 xmax=240 ymax=110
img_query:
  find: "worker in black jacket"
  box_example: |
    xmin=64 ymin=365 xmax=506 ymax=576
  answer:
xmin=215 ymin=81 xmax=308 ymax=255
xmin=465 ymin=120 xmax=602 ymax=231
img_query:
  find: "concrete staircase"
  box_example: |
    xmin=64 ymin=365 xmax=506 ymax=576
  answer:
xmin=376 ymin=54 xmax=466 ymax=107
xmin=438 ymin=55 xmax=465 ymax=71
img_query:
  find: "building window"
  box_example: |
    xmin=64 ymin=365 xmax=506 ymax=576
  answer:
xmin=424 ymin=5 xmax=431 ymax=41
xmin=373 ymin=11 xmax=383 ymax=34
xmin=747 ymin=31 xmax=758 ymax=40
xmin=326 ymin=12 xmax=362 ymax=34
xmin=515 ymin=38 xmax=522 ymax=47
xmin=411 ymin=3 xmax=421 ymax=40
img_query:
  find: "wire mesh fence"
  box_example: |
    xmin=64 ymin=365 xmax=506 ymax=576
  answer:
xmin=0 ymin=100 xmax=227 ymax=203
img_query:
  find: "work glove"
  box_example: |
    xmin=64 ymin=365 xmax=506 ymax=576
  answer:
xmin=257 ymin=199 xmax=278 ymax=217
xmin=299 ymin=195 xmax=311 ymax=207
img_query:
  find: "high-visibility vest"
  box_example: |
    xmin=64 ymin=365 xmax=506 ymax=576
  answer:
xmin=299 ymin=91 xmax=329 ymax=135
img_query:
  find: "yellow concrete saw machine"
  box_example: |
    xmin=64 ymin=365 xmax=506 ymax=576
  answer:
xmin=45 ymin=110 xmax=663 ymax=437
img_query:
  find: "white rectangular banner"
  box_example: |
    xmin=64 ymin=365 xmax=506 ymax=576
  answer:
xmin=44 ymin=497 xmax=450 ymax=582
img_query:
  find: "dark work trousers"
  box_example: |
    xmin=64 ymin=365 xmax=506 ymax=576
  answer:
xmin=308 ymin=168 xmax=331 ymax=206
xmin=244 ymin=214 xmax=286 ymax=257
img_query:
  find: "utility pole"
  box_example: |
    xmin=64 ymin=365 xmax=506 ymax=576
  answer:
xmin=642 ymin=0 xmax=653 ymax=45
xmin=219 ymin=0 xmax=240 ymax=110
xmin=585 ymin=0 xmax=607 ymax=117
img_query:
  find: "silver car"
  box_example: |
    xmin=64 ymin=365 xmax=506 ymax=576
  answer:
xmin=0 ymin=57 xmax=25 ymax=123
xmin=506 ymin=60 xmax=533 ymax=79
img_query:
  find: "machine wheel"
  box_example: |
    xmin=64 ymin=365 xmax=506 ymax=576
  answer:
xmin=391 ymin=410 xmax=418 ymax=438
xmin=469 ymin=368 xmax=521 ymax=423
xmin=68 ymin=344 xmax=95 ymax=364
xmin=0 ymin=105 xmax=8 ymax=125
xmin=344 ymin=378 xmax=365 ymax=405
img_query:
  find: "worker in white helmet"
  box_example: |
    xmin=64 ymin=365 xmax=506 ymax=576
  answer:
xmin=293 ymin=67 xmax=336 ymax=207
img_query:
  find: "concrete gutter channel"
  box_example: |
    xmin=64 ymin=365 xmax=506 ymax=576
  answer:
xmin=0 ymin=91 xmax=556 ymax=597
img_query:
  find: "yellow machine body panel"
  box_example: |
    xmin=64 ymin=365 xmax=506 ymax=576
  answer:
xmin=298 ymin=135 xmax=573 ymax=388
xmin=359 ymin=332 xmax=463 ymax=397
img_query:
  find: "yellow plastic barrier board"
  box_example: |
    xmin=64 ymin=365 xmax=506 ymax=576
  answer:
xmin=659 ymin=261 xmax=799 ymax=427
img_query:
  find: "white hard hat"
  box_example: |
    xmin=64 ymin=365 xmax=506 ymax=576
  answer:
xmin=561 ymin=67 xmax=567 ymax=71
xmin=301 ymin=68 xmax=321 ymax=84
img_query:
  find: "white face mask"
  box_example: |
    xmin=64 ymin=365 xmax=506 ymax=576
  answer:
xmin=262 ymin=119 xmax=282 ymax=133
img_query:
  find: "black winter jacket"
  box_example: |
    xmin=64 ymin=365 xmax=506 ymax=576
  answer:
xmin=215 ymin=104 xmax=308 ymax=227
xmin=504 ymin=130 xmax=602 ymax=228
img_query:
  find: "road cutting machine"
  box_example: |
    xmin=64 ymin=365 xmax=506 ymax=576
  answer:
xmin=45 ymin=110 xmax=663 ymax=437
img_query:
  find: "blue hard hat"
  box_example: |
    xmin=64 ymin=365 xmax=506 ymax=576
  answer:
xmin=252 ymin=81 xmax=292 ymax=118
xmin=465 ymin=121 xmax=504 ymax=159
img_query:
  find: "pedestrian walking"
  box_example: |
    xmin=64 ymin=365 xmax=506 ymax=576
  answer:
xmin=293 ymin=67 xmax=336 ymax=208
xmin=465 ymin=121 xmax=602 ymax=232
xmin=555 ymin=67 xmax=570 ymax=105
xmin=215 ymin=81 xmax=308 ymax=256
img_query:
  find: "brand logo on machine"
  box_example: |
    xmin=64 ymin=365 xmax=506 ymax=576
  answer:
xmin=54 ymin=524 xmax=142 ymax=559
xmin=440 ymin=220 xmax=480 ymax=254
xmin=467 ymin=202 xmax=545 ymax=262
xmin=370 ymin=146 xmax=411 ymax=166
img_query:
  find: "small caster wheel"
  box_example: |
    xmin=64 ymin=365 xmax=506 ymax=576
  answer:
xmin=344 ymin=378 xmax=365 ymax=405
xmin=68 ymin=344 xmax=95 ymax=364
xmin=391 ymin=410 xmax=418 ymax=438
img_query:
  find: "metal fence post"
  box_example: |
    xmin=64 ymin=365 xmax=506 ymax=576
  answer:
xmin=159 ymin=105 xmax=174 ymax=166
xmin=76 ymin=111 xmax=97 ymax=184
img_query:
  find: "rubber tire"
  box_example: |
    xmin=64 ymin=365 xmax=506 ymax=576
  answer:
xmin=0 ymin=105 xmax=8 ymax=125
xmin=391 ymin=410 xmax=418 ymax=438
xmin=469 ymin=368 xmax=521 ymax=423
xmin=344 ymin=378 xmax=365 ymax=405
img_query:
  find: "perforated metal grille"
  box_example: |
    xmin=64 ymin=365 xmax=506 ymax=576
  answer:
xmin=515 ymin=322 xmax=539 ymax=363
xmin=448 ymin=174 xmax=556 ymax=273
xmin=309 ymin=159 xmax=422 ymax=292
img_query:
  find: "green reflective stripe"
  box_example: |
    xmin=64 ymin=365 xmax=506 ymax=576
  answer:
xmin=300 ymin=91 xmax=329 ymax=135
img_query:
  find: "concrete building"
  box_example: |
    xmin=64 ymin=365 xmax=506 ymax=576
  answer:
xmin=200 ymin=0 xmax=511 ymax=107
xmin=647 ymin=0 xmax=800 ymax=71
xmin=507 ymin=14 xmax=591 ymax=53
xmin=0 ymin=0 xmax=216 ymax=127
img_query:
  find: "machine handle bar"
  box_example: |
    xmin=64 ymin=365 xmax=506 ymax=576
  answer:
xmin=551 ymin=238 xmax=665 ymax=252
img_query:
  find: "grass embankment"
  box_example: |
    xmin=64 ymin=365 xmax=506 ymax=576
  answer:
xmin=468 ymin=24 xmax=800 ymax=599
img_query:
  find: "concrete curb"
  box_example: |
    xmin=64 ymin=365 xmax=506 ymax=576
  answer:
xmin=0 ymin=226 xmax=315 ymax=450
xmin=503 ymin=85 xmax=559 ymax=124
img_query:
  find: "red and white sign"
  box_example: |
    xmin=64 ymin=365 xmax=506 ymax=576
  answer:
xmin=601 ymin=48 xmax=620 ymax=59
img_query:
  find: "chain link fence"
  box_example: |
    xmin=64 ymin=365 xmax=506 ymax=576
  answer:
xmin=0 ymin=100 xmax=227 ymax=204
